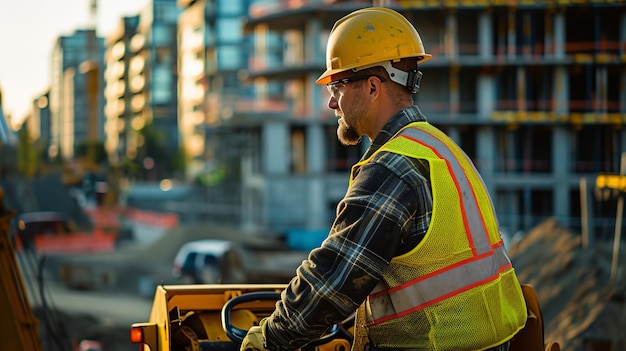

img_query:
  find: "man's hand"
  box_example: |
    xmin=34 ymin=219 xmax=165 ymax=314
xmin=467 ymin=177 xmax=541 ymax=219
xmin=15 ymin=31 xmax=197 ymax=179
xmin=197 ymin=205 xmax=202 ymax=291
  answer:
xmin=240 ymin=317 xmax=269 ymax=351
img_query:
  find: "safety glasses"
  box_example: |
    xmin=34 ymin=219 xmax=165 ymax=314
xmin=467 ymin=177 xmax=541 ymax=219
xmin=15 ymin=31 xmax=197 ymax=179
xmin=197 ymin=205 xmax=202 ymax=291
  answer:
xmin=326 ymin=75 xmax=387 ymax=99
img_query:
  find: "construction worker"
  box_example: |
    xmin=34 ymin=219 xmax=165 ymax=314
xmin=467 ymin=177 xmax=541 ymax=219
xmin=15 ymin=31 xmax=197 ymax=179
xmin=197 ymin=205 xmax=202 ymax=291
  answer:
xmin=241 ymin=7 xmax=527 ymax=351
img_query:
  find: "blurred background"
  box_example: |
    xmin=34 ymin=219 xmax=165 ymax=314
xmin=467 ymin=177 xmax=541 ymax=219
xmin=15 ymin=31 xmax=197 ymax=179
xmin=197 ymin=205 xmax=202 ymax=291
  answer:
xmin=1 ymin=0 xmax=625 ymax=350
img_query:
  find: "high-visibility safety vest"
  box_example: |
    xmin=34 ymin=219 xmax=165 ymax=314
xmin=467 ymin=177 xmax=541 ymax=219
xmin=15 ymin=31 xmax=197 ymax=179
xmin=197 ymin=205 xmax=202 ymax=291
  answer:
xmin=350 ymin=122 xmax=527 ymax=350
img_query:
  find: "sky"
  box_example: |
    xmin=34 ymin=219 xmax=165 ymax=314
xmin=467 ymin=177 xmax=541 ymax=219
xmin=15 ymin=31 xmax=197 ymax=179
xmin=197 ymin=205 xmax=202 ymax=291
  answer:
xmin=0 ymin=0 xmax=148 ymax=128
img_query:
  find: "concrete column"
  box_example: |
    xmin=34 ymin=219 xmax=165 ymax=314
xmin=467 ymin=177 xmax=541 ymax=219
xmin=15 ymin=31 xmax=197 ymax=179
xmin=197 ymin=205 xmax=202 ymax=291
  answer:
xmin=553 ymin=11 xmax=566 ymax=59
xmin=477 ymin=75 xmax=495 ymax=120
xmin=262 ymin=122 xmax=288 ymax=175
xmin=240 ymin=154 xmax=256 ymax=232
xmin=449 ymin=66 xmax=460 ymax=116
xmin=508 ymin=191 xmax=521 ymax=238
xmin=553 ymin=66 xmax=569 ymax=115
xmin=306 ymin=177 xmax=325 ymax=228
xmin=445 ymin=11 xmax=458 ymax=60
xmin=552 ymin=127 xmax=570 ymax=225
xmin=507 ymin=9 xmax=516 ymax=58
xmin=443 ymin=11 xmax=458 ymax=115
xmin=476 ymin=127 xmax=495 ymax=193
xmin=479 ymin=10 xmax=493 ymax=61
xmin=306 ymin=124 xmax=326 ymax=228
xmin=304 ymin=16 xmax=322 ymax=61
xmin=517 ymin=67 xmax=527 ymax=110
xmin=307 ymin=124 xmax=324 ymax=174
xmin=580 ymin=177 xmax=595 ymax=250
xmin=475 ymin=5 xmax=493 ymax=120
xmin=497 ymin=190 xmax=521 ymax=242
xmin=596 ymin=67 xmax=608 ymax=112
xmin=305 ymin=18 xmax=323 ymax=117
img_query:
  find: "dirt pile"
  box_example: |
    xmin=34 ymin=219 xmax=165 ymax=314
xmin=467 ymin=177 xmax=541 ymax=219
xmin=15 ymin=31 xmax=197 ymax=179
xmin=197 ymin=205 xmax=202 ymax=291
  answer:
xmin=508 ymin=218 xmax=626 ymax=350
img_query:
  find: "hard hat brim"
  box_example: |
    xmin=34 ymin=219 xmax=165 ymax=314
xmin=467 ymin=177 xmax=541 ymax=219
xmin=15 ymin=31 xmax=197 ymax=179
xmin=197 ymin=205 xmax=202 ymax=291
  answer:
xmin=315 ymin=54 xmax=432 ymax=85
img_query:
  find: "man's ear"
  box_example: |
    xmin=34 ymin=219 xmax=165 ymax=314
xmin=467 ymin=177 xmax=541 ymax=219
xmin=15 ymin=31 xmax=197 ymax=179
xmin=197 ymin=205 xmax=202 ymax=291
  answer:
xmin=368 ymin=77 xmax=382 ymax=102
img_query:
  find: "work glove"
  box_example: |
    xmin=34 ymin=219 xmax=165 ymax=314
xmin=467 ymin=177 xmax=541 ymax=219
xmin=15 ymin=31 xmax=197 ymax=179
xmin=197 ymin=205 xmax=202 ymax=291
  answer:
xmin=241 ymin=317 xmax=270 ymax=351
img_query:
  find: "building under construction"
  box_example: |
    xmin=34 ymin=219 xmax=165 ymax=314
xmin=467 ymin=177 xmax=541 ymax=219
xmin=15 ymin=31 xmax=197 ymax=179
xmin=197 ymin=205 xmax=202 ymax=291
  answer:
xmin=212 ymin=0 xmax=626 ymax=237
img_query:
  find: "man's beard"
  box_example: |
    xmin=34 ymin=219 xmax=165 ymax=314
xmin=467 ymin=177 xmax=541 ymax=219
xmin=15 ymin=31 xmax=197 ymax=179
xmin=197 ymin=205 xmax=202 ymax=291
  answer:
xmin=337 ymin=117 xmax=361 ymax=146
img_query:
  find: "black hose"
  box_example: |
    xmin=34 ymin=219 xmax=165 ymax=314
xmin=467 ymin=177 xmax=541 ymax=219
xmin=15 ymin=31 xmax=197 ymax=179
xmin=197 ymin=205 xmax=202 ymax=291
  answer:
xmin=37 ymin=254 xmax=69 ymax=351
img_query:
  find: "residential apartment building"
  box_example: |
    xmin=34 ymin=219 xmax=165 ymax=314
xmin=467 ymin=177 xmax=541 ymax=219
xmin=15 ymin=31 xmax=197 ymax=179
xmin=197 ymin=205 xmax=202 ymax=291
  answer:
xmin=178 ymin=0 xmax=253 ymax=179
xmin=103 ymin=0 xmax=179 ymax=178
xmin=237 ymin=0 xmax=625 ymax=238
xmin=104 ymin=15 xmax=141 ymax=165
xmin=27 ymin=91 xmax=52 ymax=159
xmin=49 ymin=29 xmax=105 ymax=160
xmin=136 ymin=0 xmax=180 ymax=170
xmin=177 ymin=0 xmax=257 ymax=224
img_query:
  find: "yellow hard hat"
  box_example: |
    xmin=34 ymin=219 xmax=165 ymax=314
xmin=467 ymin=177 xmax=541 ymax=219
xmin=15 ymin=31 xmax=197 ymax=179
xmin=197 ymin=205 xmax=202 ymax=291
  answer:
xmin=316 ymin=7 xmax=432 ymax=85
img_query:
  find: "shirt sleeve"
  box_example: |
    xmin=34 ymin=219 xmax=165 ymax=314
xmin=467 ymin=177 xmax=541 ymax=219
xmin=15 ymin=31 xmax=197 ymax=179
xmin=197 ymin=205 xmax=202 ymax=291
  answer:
xmin=263 ymin=152 xmax=432 ymax=351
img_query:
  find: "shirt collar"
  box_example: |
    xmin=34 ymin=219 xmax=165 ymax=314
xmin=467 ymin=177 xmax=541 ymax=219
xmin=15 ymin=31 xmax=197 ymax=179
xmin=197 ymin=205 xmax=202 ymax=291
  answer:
xmin=362 ymin=105 xmax=428 ymax=160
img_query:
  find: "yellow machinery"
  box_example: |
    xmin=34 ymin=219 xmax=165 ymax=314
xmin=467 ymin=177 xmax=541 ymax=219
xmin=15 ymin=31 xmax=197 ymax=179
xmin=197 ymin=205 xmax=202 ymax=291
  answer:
xmin=130 ymin=284 xmax=354 ymax=351
xmin=130 ymin=282 xmax=559 ymax=351
xmin=0 ymin=187 xmax=43 ymax=350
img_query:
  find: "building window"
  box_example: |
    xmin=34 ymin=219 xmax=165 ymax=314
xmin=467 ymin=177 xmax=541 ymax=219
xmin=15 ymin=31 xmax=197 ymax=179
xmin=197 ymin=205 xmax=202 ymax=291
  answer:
xmin=525 ymin=66 xmax=553 ymax=111
xmin=457 ymin=11 xmax=478 ymax=55
xmin=571 ymin=125 xmax=622 ymax=174
xmin=217 ymin=46 xmax=242 ymax=70
xmin=217 ymin=18 xmax=242 ymax=42
xmin=565 ymin=7 xmax=620 ymax=55
xmin=154 ymin=0 xmax=179 ymax=22
xmin=152 ymin=26 xmax=173 ymax=45
xmin=217 ymin=0 xmax=243 ymax=15
xmin=152 ymin=68 xmax=172 ymax=103
xmin=494 ymin=67 xmax=517 ymax=110
xmin=495 ymin=125 xmax=552 ymax=174
xmin=569 ymin=65 xmax=620 ymax=113
xmin=514 ymin=10 xmax=545 ymax=56
xmin=458 ymin=68 xmax=477 ymax=113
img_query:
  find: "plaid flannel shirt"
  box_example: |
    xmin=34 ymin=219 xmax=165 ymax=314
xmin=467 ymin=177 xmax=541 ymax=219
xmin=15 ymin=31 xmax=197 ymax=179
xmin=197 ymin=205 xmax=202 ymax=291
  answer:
xmin=264 ymin=105 xmax=434 ymax=350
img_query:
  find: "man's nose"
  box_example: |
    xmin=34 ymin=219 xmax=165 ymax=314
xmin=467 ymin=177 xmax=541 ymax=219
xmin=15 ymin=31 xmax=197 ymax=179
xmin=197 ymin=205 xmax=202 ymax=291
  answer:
xmin=328 ymin=95 xmax=338 ymax=110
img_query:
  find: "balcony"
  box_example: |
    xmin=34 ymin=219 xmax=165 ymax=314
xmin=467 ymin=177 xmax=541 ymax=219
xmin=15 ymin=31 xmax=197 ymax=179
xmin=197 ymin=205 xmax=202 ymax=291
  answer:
xmin=245 ymin=0 xmax=369 ymax=32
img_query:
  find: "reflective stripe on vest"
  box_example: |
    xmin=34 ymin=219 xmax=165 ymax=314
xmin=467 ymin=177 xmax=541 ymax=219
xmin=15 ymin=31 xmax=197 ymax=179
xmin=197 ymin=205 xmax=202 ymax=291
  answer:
xmin=367 ymin=125 xmax=512 ymax=325
xmin=399 ymin=126 xmax=492 ymax=255
xmin=368 ymin=244 xmax=512 ymax=324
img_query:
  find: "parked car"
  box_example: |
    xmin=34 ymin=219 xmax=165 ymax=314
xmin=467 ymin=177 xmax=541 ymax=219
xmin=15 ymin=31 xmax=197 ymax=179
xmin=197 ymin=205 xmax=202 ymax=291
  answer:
xmin=172 ymin=239 xmax=243 ymax=284
xmin=172 ymin=237 xmax=308 ymax=285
